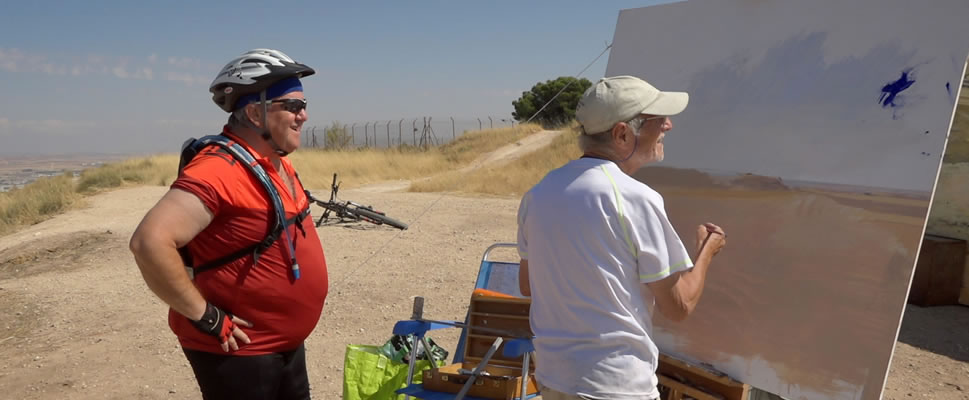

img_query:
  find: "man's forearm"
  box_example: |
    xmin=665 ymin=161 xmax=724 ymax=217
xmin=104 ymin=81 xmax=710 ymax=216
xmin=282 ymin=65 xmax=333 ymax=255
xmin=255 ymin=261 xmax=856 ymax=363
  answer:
xmin=131 ymin=235 xmax=207 ymax=321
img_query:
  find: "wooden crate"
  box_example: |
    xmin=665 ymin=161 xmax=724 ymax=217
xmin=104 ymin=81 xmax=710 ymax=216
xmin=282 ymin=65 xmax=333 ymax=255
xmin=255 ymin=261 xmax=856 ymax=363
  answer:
xmin=657 ymin=354 xmax=749 ymax=400
xmin=422 ymin=293 xmax=537 ymax=400
xmin=909 ymin=234 xmax=966 ymax=306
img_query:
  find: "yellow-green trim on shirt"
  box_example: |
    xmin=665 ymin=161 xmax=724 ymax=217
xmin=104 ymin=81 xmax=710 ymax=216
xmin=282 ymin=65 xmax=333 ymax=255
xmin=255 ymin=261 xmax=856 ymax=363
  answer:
xmin=639 ymin=258 xmax=693 ymax=281
xmin=600 ymin=165 xmax=637 ymax=257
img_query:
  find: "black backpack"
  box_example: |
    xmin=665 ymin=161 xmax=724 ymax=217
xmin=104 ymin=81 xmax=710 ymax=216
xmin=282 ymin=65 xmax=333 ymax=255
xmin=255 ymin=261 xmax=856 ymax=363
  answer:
xmin=177 ymin=134 xmax=310 ymax=279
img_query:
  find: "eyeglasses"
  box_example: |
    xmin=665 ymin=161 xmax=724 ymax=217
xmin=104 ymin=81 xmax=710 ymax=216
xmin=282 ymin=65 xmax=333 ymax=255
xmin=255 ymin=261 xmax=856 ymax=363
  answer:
xmin=262 ymin=98 xmax=307 ymax=114
xmin=626 ymin=115 xmax=666 ymax=134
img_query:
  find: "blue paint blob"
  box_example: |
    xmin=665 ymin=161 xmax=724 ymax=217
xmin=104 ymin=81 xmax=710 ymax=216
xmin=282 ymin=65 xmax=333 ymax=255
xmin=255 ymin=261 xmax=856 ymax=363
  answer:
xmin=946 ymin=82 xmax=952 ymax=96
xmin=879 ymin=69 xmax=915 ymax=108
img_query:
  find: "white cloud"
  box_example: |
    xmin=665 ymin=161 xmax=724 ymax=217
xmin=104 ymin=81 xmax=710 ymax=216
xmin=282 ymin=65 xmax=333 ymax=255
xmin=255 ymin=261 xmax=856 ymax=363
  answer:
xmin=1 ymin=48 xmax=203 ymax=84
xmin=112 ymin=65 xmax=129 ymax=79
xmin=0 ymin=48 xmax=25 ymax=72
xmin=168 ymin=56 xmax=200 ymax=69
xmin=166 ymin=71 xmax=208 ymax=86
xmin=41 ymin=63 xmax=66 ymax=75
xmin=0 ymin=60 xmax=16 ymax=72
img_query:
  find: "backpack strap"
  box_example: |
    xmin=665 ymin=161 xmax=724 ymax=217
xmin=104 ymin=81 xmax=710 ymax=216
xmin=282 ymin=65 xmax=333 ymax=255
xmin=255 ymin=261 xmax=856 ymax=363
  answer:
xmin=177 ymin=134 xmax=302 ymax=279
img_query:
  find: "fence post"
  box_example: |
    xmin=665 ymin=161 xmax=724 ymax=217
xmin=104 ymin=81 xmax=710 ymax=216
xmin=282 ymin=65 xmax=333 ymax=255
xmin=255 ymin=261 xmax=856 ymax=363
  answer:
xmin=450 ymin=117 xmax=455 ymax=140
xmin=477 ymin=118 xmax=482 ymax=130
xmin=386 ymin=121 xmax=391 ymax=148
xmin=351 ymin=123 xmax=357 ymax=147
xmin=374 ymin=120 xmax=379 ymax=148
xmin=398 ymin=119 xmax=403 ymax=147
xmin=488 ymin=116 xmax=493 ymax=129
xmin=412 ymin=118 xmax=418 ymax=146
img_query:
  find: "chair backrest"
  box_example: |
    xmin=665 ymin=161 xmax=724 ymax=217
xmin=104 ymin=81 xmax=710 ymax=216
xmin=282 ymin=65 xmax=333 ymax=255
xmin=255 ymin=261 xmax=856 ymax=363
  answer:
xmin=473 ymin=242 xmax=525 ymax=295
xmin=454 ymin=242 xmax=526 ymax=363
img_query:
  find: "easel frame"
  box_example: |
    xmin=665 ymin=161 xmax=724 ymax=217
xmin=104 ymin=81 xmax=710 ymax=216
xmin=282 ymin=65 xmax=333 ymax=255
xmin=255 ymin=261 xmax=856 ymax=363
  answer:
xmin=657 ymin=354 xmax=750 ymax=400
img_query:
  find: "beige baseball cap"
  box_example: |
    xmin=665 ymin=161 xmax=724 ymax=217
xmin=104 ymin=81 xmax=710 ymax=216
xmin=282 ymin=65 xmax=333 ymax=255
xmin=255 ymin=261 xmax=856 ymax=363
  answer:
xmin=575 ymin=75 xmax=689 ymax=134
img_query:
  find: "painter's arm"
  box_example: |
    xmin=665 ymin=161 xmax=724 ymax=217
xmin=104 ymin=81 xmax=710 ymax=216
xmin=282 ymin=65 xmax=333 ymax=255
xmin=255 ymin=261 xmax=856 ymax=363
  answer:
xmin=647 ymin=223 xmax=725 ymax=321
xmin=518 ymin=259 xmax=530 ymax=296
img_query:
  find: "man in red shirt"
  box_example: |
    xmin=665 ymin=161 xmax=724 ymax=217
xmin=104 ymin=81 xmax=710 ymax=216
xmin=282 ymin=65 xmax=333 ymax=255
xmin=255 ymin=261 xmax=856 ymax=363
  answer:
xmin=130 ymin=48 xmax=328 ymax=399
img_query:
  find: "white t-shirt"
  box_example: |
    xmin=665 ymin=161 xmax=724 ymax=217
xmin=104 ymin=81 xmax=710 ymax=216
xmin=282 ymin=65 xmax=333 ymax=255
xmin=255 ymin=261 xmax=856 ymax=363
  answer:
xmin=517 ymin=158 xmax=693 ymax=400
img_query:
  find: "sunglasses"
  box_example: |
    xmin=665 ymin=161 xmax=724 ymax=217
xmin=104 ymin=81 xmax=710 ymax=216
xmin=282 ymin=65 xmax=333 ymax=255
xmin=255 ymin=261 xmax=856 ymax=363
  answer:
xmin=263 ymin=98 xmax=307 ymax=114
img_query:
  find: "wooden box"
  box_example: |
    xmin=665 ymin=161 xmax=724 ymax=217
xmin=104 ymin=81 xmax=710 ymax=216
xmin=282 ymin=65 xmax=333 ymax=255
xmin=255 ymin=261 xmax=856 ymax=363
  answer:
xmin=422 ymin=292 xmax=538 ymax=400
xmin=908 ymin=234 xmax=967 ymax=306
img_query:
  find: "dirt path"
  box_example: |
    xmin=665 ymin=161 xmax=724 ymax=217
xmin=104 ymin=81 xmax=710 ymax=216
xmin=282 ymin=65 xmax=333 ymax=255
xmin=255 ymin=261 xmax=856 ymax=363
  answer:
xmin=0 ymin=128 xmax=967 ymax=399
xmin=355 ymin=130 xmax=564 ymax=194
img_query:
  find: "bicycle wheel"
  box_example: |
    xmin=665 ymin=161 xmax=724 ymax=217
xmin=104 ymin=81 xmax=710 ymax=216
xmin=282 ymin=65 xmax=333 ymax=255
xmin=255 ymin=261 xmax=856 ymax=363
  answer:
xmin=352 ymin=208 xmax=408 ymax=230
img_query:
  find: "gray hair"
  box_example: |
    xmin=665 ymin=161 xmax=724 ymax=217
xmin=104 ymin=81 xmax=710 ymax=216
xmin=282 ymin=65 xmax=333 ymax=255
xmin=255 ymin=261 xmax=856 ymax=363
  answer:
xmin=577 ymin=116 xmax=644 ymax=157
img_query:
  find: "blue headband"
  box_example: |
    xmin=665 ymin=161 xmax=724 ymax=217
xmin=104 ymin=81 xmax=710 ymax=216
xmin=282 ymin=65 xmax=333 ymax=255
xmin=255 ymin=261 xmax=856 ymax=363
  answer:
xmin=234 ymin=77 xmax=304 ymax=110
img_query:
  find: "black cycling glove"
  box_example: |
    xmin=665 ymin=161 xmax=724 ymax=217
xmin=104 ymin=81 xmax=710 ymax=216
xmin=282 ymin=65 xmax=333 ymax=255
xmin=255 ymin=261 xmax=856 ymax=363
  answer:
xmin=189 ymin=302 xmax=236 ymax=344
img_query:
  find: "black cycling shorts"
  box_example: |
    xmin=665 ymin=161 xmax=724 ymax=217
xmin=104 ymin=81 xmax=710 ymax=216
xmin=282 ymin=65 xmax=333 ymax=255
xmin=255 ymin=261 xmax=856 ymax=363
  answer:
xmin=182 ymin=343 xmax=311 ymax=400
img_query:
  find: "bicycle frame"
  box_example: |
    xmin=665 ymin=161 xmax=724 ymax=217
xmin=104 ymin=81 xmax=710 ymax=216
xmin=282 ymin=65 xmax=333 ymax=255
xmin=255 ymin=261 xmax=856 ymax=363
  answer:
xmin=306 ymin=173 xmax=408 ymax=230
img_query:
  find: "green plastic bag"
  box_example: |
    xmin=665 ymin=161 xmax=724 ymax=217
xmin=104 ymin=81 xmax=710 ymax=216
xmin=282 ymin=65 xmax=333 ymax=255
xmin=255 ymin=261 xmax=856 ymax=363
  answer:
xmin=343 ymin=344 xmax=444 ymax=400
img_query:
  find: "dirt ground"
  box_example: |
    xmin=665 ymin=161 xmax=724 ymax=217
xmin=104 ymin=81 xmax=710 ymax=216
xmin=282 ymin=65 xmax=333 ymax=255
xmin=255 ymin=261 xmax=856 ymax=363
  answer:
xmin=0 ymin=134 xmax=967 ymax=399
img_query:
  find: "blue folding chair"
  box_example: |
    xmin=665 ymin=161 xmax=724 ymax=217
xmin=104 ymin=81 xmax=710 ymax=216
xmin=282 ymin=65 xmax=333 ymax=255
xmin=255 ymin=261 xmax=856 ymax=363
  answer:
xmin=393 ymin=243 xmax=539 ymax=400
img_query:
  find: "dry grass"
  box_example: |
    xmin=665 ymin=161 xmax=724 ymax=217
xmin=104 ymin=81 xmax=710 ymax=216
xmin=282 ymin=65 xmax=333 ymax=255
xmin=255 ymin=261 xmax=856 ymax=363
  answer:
xmin=409 ymin=125 xmax=581 ymax=196
xmin=291 ymin=123 xmax=544 ymax=190
xmin=0 ymin=154 xmax=177 ymax=236
xmin=0 ymin=174 xmax=81 ymax=236
xmin=76 ymin=155 xmax=179 ymax=193
xmin=288 ymin=147 xmax=449 ymax=190
xmin=436 ymin=124 xmax=544 ymax=164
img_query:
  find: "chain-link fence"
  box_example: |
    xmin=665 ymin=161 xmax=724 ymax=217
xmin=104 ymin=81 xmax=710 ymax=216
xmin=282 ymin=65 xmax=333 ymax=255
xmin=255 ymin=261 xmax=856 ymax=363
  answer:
xmin=301 ymin=116 xmax=517 ymax=149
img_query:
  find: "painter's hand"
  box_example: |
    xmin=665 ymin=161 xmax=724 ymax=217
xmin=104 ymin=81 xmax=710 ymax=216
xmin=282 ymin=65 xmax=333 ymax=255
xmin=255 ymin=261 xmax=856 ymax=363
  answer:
xmin=696 ymin=223 xmax=726 ymax=256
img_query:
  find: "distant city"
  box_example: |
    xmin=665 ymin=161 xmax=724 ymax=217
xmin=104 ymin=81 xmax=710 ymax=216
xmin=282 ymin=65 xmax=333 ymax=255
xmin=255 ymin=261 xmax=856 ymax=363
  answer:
xmin=0 ymin=165 xmax=95 ymax=192
xmin=0 ymin=154 xmax=132 ymax=192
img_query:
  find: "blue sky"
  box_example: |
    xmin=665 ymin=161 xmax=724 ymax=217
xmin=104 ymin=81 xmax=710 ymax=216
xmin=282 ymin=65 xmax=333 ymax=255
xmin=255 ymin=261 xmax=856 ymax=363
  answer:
xmin=0 ymin=1 xmax=666 ymax=155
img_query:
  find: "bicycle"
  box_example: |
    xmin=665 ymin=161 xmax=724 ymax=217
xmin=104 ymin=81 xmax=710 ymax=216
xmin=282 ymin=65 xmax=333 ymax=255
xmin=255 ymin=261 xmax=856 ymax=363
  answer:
xmin=306 ymin=173 xmax=409 ymax=230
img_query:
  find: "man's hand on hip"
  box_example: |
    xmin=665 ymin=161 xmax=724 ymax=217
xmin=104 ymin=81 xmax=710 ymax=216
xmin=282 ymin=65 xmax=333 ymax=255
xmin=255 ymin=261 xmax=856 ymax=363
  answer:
xmin=190 ymin=302 xmax=254 ymax=352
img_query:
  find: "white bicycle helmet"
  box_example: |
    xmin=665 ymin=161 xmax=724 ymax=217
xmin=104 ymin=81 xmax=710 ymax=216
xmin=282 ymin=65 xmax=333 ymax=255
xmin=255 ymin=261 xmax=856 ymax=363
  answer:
xmin=210 ymin=49 xmax=315 ymax=112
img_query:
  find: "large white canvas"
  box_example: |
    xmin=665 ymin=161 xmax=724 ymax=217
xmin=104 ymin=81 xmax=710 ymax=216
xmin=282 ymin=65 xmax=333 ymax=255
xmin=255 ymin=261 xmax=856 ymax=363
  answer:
xmin=606 ymin=1 xmax=969 ymax=399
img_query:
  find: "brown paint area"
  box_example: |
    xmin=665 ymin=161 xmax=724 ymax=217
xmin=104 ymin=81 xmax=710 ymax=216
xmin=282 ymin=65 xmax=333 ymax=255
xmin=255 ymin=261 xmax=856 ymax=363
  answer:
xmin=634 ymin=168 xmax=927 ymax=400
